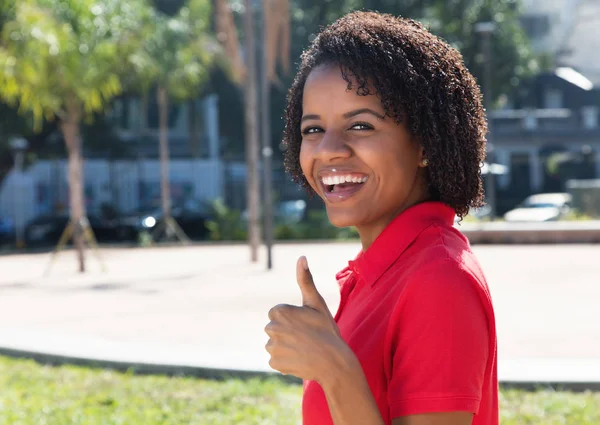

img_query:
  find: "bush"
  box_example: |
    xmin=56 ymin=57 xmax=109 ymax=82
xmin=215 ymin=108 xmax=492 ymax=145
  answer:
xmin=205 ymin=201 xmax=359 ymax=242
xmin=274 ymin=223 xmax=300 ymax=240
xmin=276 ymin=210 xmax=359 ymax=241
xmin=206 ymin=199 xmax=247 ymax=241
xmin=561 ymin=209 xmax=596 ymax=221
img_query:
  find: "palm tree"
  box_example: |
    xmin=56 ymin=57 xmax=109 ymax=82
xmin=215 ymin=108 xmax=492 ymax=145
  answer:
xmin=213 ymin=0 xmax=290 ymax=263
xmin=0 ymin=0 xmax=148 ymax=272
xmin=129 ymin=0 xmax=214 ymax=242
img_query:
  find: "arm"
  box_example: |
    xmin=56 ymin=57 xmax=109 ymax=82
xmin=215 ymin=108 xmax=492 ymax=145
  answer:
xmin=392 ymin=413 xmax=473 ymax=425
xmin=319 ymin=349 xmax=473 ymax=425
xmin=320 ymin=350 xmax=386 ymax=425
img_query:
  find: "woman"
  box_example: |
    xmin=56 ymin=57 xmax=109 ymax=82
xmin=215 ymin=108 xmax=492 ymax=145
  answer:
xmin=265 ymin=11 xmax=498 ymax=425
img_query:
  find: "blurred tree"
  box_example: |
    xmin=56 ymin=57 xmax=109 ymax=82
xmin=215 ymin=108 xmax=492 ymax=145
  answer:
xmin=0 ymin=0 xmax=149 ymax=271
xmin=426 ymin=0 xmax=538 ymax=106
xmin=128 ymin=0 xmax=215 ymax=241
xmin=288 ymin=0 xmax=536 ymax=105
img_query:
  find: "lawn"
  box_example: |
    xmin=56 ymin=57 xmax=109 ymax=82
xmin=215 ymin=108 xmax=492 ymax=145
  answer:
xmin=0 ymin=356 xmax=599 ymax=425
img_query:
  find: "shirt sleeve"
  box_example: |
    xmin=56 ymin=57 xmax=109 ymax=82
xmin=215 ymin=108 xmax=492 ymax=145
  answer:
xmin=386 ymin=258 xmax=491 ymax=418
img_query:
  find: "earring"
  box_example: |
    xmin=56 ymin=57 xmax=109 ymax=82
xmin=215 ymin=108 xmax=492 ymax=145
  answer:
xmin=421 ymin=158 xmax=429 ymax=167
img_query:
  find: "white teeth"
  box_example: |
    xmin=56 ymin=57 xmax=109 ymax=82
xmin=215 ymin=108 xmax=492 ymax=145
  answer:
xmin=321 ymin=175 xmax=368 ymax=185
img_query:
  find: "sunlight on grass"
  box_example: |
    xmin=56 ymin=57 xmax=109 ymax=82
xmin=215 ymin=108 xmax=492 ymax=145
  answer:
xmin=0 ymin=356 xmax=599 ymax=425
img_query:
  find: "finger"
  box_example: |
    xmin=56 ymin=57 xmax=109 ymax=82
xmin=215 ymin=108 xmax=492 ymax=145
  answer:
xmin=268 ymin=357 xmax=289 ymax=375
xmin=265 ymin=338 xmax=275 ymax=354
xmin=268 ymin=303 xmax=303 ymax=321
xmin=296 ymin=256 xmax=328 ymax=311
xmin=264 ymin=321 xmax=283 ymax=337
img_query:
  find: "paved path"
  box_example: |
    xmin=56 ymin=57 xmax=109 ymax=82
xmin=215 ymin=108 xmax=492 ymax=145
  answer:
xmin=0 ymin=243 xmax=599 ymax=384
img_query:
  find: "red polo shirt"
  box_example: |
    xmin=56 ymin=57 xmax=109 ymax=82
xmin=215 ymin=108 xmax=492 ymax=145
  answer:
xmin=302 ymin=201 xmax=498 ymax=425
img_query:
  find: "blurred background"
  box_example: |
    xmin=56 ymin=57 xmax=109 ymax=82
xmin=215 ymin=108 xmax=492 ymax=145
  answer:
xmin=0 ymin=0 xmax=599 ymax=424
xmin=1 ymin=0 xmax=599 ymax=256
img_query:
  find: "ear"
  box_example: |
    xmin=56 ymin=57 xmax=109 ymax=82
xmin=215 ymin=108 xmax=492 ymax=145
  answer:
xmin=418 ymin=146 xmax=428 ymax=168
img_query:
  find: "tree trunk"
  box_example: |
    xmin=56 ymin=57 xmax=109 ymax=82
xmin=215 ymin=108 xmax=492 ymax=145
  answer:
xmin=244 ymin=0 xmax=261 ymax=262
xmin=157 ymin=85 xmax=172 ymax=239
xmin=60 ymin=104 xmax=86 ymax=273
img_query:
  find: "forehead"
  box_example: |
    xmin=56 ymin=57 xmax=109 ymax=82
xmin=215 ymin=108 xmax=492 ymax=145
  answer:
xmin=303 ymin=64 xmax=382 ymax=110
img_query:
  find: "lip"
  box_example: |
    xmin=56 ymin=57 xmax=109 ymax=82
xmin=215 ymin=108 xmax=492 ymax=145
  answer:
xmin=316 ymin=167 xmax=368 ymax=179
xmin=315 ymin=167 xmax=369 ymax=204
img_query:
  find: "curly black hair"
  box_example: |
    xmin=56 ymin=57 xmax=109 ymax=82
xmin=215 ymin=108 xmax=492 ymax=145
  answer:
xmin=282 ymin=11 xmax=487 ymax=218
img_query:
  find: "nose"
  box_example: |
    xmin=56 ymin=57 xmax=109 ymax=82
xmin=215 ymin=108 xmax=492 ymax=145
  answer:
xmin=314 ymin=130 xmax=352 ymax=163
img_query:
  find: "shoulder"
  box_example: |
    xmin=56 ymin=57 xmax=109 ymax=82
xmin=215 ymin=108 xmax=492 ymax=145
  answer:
xmin=392 ymin=222 xmax=492 ymax=312
xmin=384 ymin=231 xmax=495 ymax=352
xmin=409 ymin=221 xmax=486 ymax=284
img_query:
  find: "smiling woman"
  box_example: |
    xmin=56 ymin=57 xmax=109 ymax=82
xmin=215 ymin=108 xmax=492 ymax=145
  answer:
xmin=265 ymin=11 xmax=497 ymax=425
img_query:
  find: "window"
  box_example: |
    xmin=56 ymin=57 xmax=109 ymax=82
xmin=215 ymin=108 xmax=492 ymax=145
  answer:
xmin=582 ymin=106 xmax=598 ymax=129
xmin=544 ymin=89 xmax=563 ymax=109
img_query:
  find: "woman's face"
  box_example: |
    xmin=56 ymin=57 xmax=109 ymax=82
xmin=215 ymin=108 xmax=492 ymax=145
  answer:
xmin=299 ymin=64 xmax=429 ymax=245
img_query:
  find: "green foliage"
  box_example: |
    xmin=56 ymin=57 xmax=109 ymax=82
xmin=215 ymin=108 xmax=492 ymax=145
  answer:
xmin=216 ymin=0 xmax=537 ymax=157
xmin=0 ymin=0 xmax=149 ymax=128
xmin=128 ymin=0 xmax=215 ymax=101
xmin=295 ymin=210 xmax=339 ymax=239
xmin=274 ymin=223 xmax=300 ymax=240
xmin=561 ymin=210 xmax=596 ymax=221
xmin=203 ymin=201 xmax=358 ymax=242
xmin=138 ymin=230 xmax=154 ymax=247
xmin=205 ymin=198 xmax=247 ymax=241
xmin=0 ymin=355 xmax=599 ymax=425
xmin=424 ymin=0 xmax=538 ymax=103
xmin=274 ymin=210 xmax=359 ymax=241
xmin=499 ymin=387 xmax=600 ymax=425
xmin=290 ymin=0 xmax=536 ymax=105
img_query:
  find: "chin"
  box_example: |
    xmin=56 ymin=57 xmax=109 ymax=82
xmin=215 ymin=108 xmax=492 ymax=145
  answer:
xmin=325 ymin=206 xmax=361 ymax=228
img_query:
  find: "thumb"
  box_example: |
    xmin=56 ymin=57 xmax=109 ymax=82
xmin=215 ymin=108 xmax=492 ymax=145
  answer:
xmin=296 ymin=256 xmax=328 ymax=311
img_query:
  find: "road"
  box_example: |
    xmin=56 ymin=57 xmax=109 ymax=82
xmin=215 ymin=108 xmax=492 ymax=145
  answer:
xmin=0 ymin=243 xmax=598 ymax=382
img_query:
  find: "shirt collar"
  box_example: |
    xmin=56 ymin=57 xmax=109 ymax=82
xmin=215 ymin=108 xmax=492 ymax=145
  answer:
xmin=347 ymin=201 xmax=455 ymax=287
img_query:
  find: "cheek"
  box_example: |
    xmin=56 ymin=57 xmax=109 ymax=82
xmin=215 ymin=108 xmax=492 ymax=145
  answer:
xmin=363 ymin=142 xmax=419 ymax=185
xmin=299 ymin=143 xmax=316 ymax=186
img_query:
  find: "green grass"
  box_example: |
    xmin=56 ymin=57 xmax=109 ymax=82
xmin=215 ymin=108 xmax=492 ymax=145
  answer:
xmin=0 ymin=356 xmax=599 ymax=425
xmin=0 ymin=357 xmax=302 ymax=425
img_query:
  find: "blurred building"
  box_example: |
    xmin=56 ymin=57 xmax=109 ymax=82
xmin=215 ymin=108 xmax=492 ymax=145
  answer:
xmin=3 ymin=0 xmax=600 ymax=222
xmin=0 ymin=92 xmax=299 ymax=222
xmin=489 ymin=0 xmax=600 ymax=213
xmin=520 ymin=0 xmax=577 ymax=57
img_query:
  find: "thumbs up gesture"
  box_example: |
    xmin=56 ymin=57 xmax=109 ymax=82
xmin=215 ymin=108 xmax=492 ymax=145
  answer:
xmin=265 ymin=256 xmax=352 ymax=382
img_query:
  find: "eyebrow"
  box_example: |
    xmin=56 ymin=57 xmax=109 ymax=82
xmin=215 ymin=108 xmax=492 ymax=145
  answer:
xmin=301 ymin=108 xmax=385 ymax=123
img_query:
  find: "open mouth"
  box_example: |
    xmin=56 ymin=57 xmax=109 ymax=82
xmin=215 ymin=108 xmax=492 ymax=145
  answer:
xmin=320 ymin=174 xmax=368 ymax=201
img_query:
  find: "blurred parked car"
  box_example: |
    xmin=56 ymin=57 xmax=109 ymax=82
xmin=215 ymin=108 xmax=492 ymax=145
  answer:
xmin=116 ymin=200 xmax=210 ymax=241
xmin=242 ymin=199 xmax=307 ymax=225
xmin=503 ymin=193 xmax=572 ymax=223
xmin=25 ymin=212 xmax=120 ymax=246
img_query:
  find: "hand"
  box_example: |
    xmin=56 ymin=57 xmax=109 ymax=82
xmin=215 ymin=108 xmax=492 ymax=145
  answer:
xmin=265 ymin=256 xmax=351 ymax=382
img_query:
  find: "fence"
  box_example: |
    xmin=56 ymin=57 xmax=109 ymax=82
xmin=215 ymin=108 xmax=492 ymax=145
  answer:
xmin=0 ymin=158 xmax=308 ymax=225
xmin=0 ymin=159 xmax=224 ymax=224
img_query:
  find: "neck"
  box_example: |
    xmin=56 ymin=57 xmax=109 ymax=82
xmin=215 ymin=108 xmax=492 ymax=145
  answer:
xmin=357 ymin=194 xmax=430 ymax=251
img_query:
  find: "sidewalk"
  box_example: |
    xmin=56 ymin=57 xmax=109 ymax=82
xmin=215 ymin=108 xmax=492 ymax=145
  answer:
xmin=0 ymin=243 xmax=599 ymax=387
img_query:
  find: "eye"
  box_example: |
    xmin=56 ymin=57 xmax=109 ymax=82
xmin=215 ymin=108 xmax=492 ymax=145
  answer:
xmin=349 ymin=122 xmax=374 ymax=131
xmin=301 ymin=126 xmax=323 ymax=135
